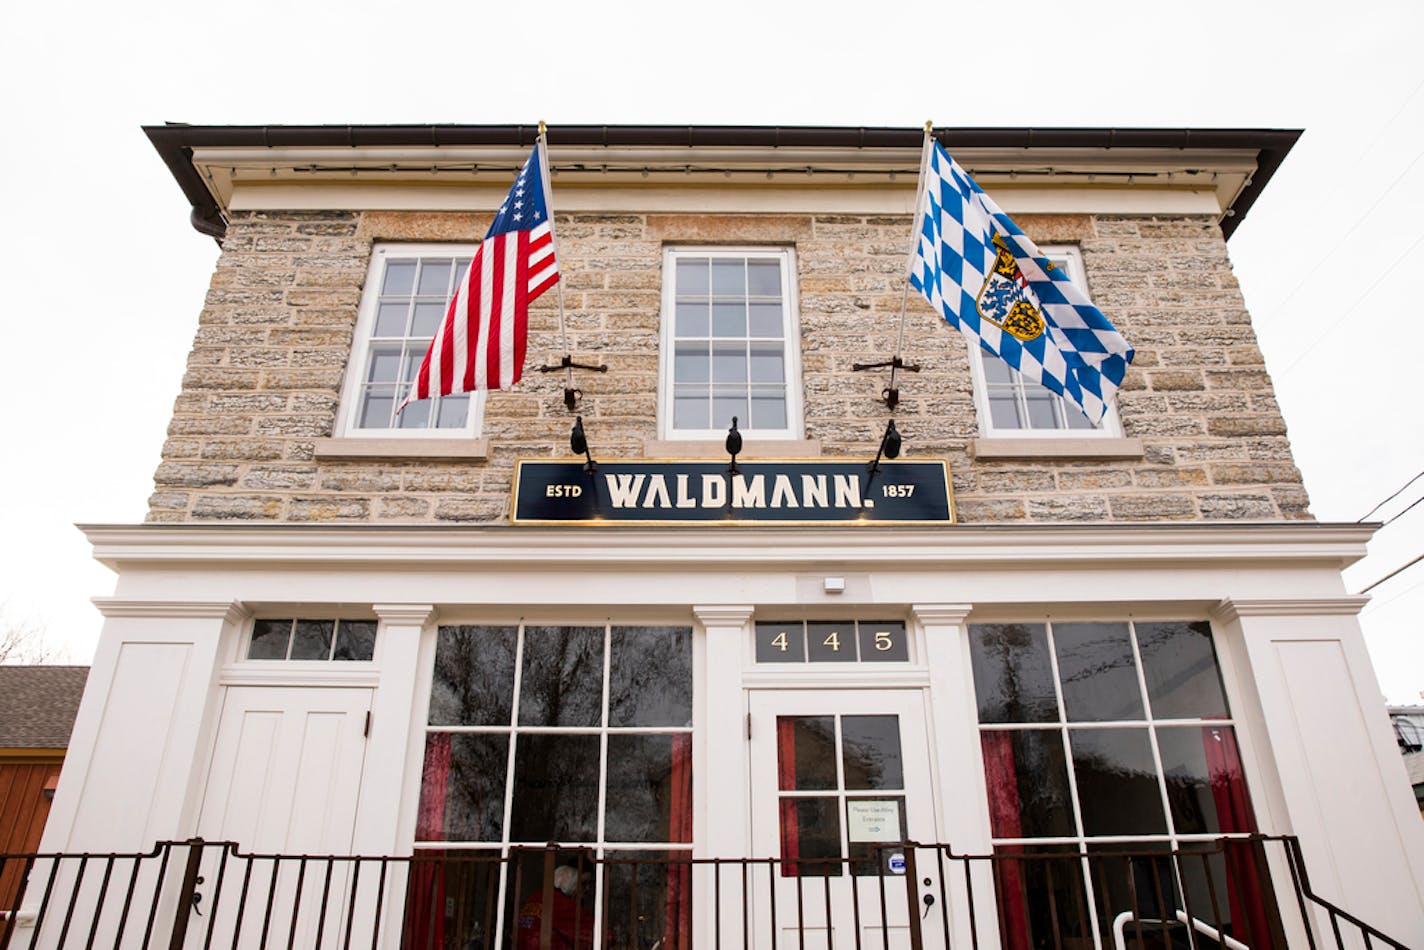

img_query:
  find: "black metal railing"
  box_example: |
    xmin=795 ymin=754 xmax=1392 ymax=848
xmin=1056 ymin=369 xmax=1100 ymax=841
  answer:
xmin=0 ymin=835 xmax=1411 ymax=949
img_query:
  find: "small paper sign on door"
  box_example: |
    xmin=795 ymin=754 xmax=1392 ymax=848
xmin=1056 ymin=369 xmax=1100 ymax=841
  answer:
xmin=846 ymin=799 xmax=901 ymax=843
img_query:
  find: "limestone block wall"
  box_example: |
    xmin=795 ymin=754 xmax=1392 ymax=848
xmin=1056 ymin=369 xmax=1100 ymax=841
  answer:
xmin=148 ymin=209 xmax=1309 ymax=523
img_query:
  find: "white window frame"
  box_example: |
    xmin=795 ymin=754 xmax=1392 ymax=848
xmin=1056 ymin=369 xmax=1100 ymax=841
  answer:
xmin=657 ymin=246 xmax=804 ymax=441
xmin=967 ymin=246 xmax=1123 ymax=438
xmin=336 ymin=242 xmax=485 ymax=439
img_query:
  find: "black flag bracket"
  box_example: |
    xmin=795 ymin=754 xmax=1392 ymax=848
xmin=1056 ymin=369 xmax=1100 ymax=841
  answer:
xmin=851 ymin=355 xmax=921 ymax=411
xmin=538 ymin=354 xmax=609 ymax=410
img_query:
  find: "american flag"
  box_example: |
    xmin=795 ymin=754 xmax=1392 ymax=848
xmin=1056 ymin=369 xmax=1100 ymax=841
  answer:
xmin=400 ymin=142 xmax=559 ymax=409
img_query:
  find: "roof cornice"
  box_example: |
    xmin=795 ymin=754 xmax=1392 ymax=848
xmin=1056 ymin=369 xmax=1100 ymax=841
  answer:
xmin=144 ymin=123 xmax=1300 ymax=242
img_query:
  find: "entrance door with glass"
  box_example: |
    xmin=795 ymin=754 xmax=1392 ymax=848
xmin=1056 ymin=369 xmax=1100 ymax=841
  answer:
xmin=749 ymin=689 xmax=941 ymax=950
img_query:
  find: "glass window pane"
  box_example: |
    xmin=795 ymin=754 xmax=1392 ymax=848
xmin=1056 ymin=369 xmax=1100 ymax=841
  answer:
xmin=756 ymin=622 xmax=805 ymax=663
xmin=401 ymin=348 xmax=425 ymax=382
xmin=418 ymin=733 xmax=509 ymax=842
xmin=712 ymin=301 xmax=746 ymax=337
xmin=989 ymin=395 xmax=1023 ymax=429
xmin=1025 ymin=394 xmax=1060 ymax=429
xmin=969 ymin=623 xmax=1059 ymax=724
xmin=673 ymin=343 xmax=709 ymax=384
xmin=712 ymin=344 xmax=747 ymax=383
xmin=332 ymin=620 xmax=376 ymax=661
xmin=672 ymin=395 xmax=709 ymax=430
xmin=436 ymin=394 xmax=469 ymax=428
xmin=748 ymin=301 xmax=783 ymax=338
xmin=609 ymin=626 xmax=692 ymax=727
xmin=1053 ymin=622 xmax=1145 ymax=722
xmin=675 ymin=301 xmax=709 ymax=338
xmin=980 ymin=730 xmax=1076 ymax=838
xmin=602 ymin=850 xmax=690 ymax=949
xmin=780 ymin=797 xmax=842 ymax=877
xmin=411 ymin=301 xmax=446 ymax=338
xmin=359 ymin=390 xmax=395 ymax=429
xmin=675 ymin=258 xmax=708 ymax=295
xmin=1156 ymin=725 xmax=1255 ymax=835
xmin=847 ymin=797 xmax=907 ymax=876
xmin=605 ymin=734 xmax=693 ymax=843
xmin=992 ymin=844 xmax=1093 ymax=946
xmin=397 ymin=398 xmax=431 ymax=429
xmin=841 ymin=715 xmax=904 ymax=790
xmin=981 ymin=354 xmax=1014 ymax=383
xmin=429 ymin=626 xmax=519 ymax=726
xmin=367 ymin=346 xmax=402 ymax=383
xmin=417 ymin=260 xmax=452 ymax=296
xmin=1137 ymin=621 xmax=1229 ymax=719
xmin=1070 ymin=728 xmax=1167 ymax=836
xmin=747 ymin=260 xmax=781 ymax=296
xmin=453 ymin=260 xmax=469 ymax=286
xmin=518 ymin=626 xmax=604 ymax=727
xmin=711 ymin=395 xmax=748 ymax=431
xmin=382 ymin=260 xmax=416 ymax=296
xmin=247 ymin=619 xmax=291 ymax=660
xmin=807 ymin=621 xmax=855 ymax=662
xmin=290 ymin=620 xmax=335 ymax=660
xmin=777 ymin=716 xmax=837 ymax=790
xmin=375 ymin=302 xmax=408 ymax=337
xmin=509 ymin=734 xmax=601 ymax=842
xmin=748 ymin=343 xmax=784 ymax=383
xmin=1064 ymin=405 xmax=1095 ymax=429
xmin=750 ymin=394 xmax=787 ymax=430
xmin=711 ymin=259 xmax=744 ymax=295
xmin=858 ymin=622 xmax=909 ymax=662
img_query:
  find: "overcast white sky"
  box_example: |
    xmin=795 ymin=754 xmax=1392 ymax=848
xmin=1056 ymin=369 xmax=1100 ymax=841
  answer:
xmin=1 ymin=0 xmax=1419 ymax=700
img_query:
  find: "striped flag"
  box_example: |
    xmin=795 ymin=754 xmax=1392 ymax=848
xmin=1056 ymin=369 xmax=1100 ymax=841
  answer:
xmin=400 ymin=141 xmax=559 ymax=409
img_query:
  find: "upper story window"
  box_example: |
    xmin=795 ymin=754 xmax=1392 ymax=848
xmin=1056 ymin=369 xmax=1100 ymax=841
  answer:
xmin=337 ymin=243 xmax=482 ymax=438
xmin=969 ymin=246 xmax=1122 ymax=438
xmin=659 ymin=247 xmax=802 ymax=440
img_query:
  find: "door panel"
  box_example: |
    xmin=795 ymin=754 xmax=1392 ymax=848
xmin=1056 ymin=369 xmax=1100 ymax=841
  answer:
xmin=750 ymin=690 xmax=941 ymax=950
xmin=193 ymin=686 xmax=372 ymax=948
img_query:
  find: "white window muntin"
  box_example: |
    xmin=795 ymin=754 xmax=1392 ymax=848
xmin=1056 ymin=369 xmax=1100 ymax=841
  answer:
xmin=337 ymin=243 xmax=485 ymax=439
xmin=968 ymin=246 xmax=1123 ymax=438
xmin=658 ymin=247 xmax=803 ymax=440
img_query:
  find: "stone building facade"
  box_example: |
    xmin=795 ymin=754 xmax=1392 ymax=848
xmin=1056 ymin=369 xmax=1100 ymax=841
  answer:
xmin=23 ymin=125 xmax=1422 ymax=950
xmin=153 ymin=207 xmax=1306 ymax=526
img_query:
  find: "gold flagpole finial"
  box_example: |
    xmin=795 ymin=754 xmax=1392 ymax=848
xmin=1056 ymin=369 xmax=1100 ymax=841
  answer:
xmin=924 ymin=120 xmax=934 ymax=134
xmin=538 ymin=120 xmax=547 ymax=137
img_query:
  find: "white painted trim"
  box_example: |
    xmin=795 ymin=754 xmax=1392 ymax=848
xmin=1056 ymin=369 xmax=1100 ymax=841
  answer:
xmin=1213 ymin=596 xmax=1373 ymax=620
xmin=82 ymin=522 xmax=1377 ymax=571
xmin=969 ymin=437 xmax=1144 ymax=460
xmin=217 ymin=666 xmax=382 ymax=688
xmin=91 ymin=598 xmax=248 ymax=621
xmin=642 ymin=438 xmax=820 ymax=458
xmin=371 ymin=603 xmax=438 ymax=625
xmin=335 ymin=242 xmax=485 ymax=440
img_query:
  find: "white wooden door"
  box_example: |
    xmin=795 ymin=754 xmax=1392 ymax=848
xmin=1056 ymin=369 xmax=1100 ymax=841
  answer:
xmin=749 ymin=689 xmax=942 ymax=950
xmin=192 ymin=686 xmax=372 ymax=947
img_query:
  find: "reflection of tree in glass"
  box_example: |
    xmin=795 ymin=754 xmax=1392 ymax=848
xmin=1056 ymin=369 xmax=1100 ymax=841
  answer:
xmin=430 ymin=626 xmax=517 ymax=726
xmin=447 ymin=734 xmax=509 ymax=841
xmin=1053 ymin=623 xmax=1143 ymax=722
xmin=520 ymin=626 xmax=604 ymax=727
xmin=609 ymin=627 xmax=693 ymax=727
xmin=969 ymin=624 xmax=1058 ymax=723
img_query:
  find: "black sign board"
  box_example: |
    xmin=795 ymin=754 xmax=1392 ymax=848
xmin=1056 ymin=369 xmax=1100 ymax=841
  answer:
xmin=511 ymin=460 xmax=953 ymax=524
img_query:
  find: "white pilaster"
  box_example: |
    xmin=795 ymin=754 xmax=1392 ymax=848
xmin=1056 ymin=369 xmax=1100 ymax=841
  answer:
xmin=353 ymin=604 xmax=436 ymax=856
xmin=42 ymin=598 xmax=247 ymax=852
xmin=1213 ymin=596 xmax=1424 ymax=946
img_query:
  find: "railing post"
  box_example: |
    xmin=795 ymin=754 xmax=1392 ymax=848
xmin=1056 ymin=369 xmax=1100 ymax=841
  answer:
xmin=902 ymin=847 xmax=924 ymax=950
xmin=166 ymin=837 xmax=205 ymax=950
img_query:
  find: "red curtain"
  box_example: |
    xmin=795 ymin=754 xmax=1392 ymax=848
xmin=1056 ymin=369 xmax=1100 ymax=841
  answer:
xmin=980 ymin=732 xmax=1029 ymax=950
xmin=776 ymin=718 xmax=801 ymax=877
xmin=664 ymin=734 xmax=693 ymax=950
xmin=404 ymin=734 xmax=452 ymax=950
xmin=1203 ymin=725 xmax=1274 ymax=947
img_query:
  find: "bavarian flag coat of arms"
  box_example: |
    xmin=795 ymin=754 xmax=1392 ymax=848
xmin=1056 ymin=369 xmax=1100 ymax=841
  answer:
xmin=908 ymin=135 xmax=1134 ymax=426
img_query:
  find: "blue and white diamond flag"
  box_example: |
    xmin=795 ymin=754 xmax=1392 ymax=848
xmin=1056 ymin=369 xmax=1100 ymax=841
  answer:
xmin=908 ymin=137 xmax=1133 ymax=425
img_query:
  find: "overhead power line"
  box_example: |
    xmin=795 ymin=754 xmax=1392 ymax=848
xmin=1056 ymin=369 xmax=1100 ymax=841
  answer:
xmin=1357 ymin=553 xmax=1424 ymax=595
xmin=1379 ymin=494 xmax=1424 ymax=529
xmin=1358 ymin=469 xmax=1424 ymax=522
